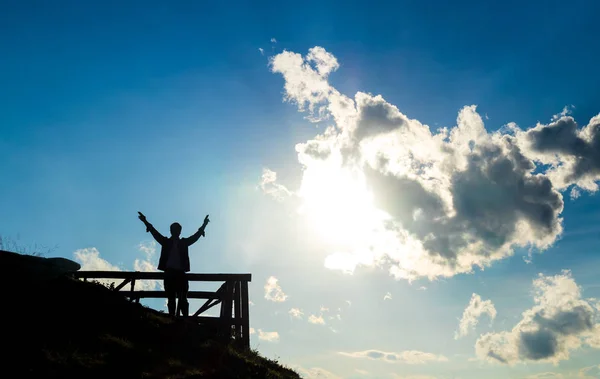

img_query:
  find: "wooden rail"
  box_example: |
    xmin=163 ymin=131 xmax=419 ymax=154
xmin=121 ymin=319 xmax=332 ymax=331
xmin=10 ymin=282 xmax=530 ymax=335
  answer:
xmin=72 ymin=271 xmax=252 ymax=348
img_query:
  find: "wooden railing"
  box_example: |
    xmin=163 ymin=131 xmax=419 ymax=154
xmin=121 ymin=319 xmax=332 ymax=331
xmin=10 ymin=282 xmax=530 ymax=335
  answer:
xmin=72 ymin=271 xmax=252 ymax=348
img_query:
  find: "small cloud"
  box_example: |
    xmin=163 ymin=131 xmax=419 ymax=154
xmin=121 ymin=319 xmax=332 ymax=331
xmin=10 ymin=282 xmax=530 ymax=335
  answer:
xmin=289 ymin=308 xmax=304 ymax=319
xmin=551 ymin=105 xmax=573 ymax=121
xmin=525 ymin=373 xmax=564 ymax=379
xmin=74 ymin=247 xmax=120 ymax=272
xmin=293 ymin=366 xmax=341 ymax=379
xmin=264 ymin=276 xmax=287 ymax=302
xmin=308 ymin=314 xmax=325 ymax=325
xmin=270 ymin=37 xmax=277 ymax=43
xmin=384 ymin=292 xmax=392 ymax=301
xmin=249 ymin=327 xmax=256 ymax=335
xmin=257 ymin=329 xmax=279 ymax=342
xmin=259 ymin=168 xmax=292 ymax=201
xmin=346 ymin=300 xmax=352 ymax=306
xmin=475 ymin=271 xmax=600 ymax=365
xmin=571 ymin=187 xmax=581 ymax=200
xmin=417 ymin=286 xmax=427 ymax=291
xmin=455 ymin=293 xmax=496 ymax=339
xmin=579 ymin=365 xmax=600 ymax=379
xmin=73 ymin=244 xmax=160 ymax=290
xmin=249 ymin=301 xmax=255 ymax=306
xmin=320 ymin=306 xmax=329 ymax=312
xmin=258 ymin=47 xmax=264 ymax=55
xmin=135 ymin=241 xmax=161 ymax=290
xmin=339 ymin=350 xmax=448 ymax=364
xmin=137 ymin=240 xmax=156 ymax=259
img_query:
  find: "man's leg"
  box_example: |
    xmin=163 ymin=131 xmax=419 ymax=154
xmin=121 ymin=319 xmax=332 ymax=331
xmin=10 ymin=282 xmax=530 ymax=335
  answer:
xmin=177 ymin=272 xmax=190 ymax=317
xmin=164 ymin=272 xmax=177 ymax=317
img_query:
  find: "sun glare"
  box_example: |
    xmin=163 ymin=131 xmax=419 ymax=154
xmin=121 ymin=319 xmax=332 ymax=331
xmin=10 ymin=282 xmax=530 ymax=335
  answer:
xmin=296 ymin=160 xmax=388 ymax=250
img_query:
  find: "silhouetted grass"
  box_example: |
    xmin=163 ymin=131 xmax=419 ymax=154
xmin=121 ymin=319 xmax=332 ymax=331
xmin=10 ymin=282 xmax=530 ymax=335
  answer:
xmin=3 ymin=270 xmax=299 ymax=379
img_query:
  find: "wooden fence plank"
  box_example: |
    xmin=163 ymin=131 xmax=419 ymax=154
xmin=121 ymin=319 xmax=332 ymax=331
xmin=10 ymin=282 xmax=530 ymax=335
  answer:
xmin=119 ymin=290 xmax=219 ymax=299
xmin=74 ymin=271 xmax=251 ymax=282
xmin=113 ymin=278 xmax=131 ymax=291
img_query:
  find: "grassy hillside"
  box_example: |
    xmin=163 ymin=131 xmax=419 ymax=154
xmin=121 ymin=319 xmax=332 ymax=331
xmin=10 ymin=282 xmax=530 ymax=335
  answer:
xmin=2 ymin=254 xmax=300 ymax=379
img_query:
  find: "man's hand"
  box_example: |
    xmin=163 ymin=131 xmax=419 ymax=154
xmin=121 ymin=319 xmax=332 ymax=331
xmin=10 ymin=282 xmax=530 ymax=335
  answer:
xmin=203 ymin=214 xmax=210 ymax=226
xmin=138 ymin=212 xmax=147 ymax=223
xmin=138 ymin=212 xmax=151 ymax=232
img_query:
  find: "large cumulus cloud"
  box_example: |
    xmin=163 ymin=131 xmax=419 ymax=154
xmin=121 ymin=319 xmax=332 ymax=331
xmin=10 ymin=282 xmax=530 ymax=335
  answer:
xmin=265 ymin=46 xmax=600 ymax=280
xmin=475 ymin=271 xmax=600 ymax=365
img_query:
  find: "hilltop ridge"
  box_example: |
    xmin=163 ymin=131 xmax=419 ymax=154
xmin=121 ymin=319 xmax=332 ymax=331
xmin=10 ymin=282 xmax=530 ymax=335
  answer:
xmin=1 ymin=250 xmax=300 ymax=379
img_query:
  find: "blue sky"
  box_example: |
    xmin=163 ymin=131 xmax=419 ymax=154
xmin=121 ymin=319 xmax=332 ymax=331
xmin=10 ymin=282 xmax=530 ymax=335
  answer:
xmin=2 ymin=1 xmax=600 ymax=378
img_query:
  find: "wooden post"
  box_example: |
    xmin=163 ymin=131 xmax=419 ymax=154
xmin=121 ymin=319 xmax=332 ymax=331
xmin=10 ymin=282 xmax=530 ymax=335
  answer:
xmin=220 ymin=281 xmax=233 ymax=342
xmin=130 ymin=279 xmax=136 ymax=302
xmin=241 ymin=280 xmax=250 ymax=349
xmin=234 ymin=281 xmax=242 ymax=342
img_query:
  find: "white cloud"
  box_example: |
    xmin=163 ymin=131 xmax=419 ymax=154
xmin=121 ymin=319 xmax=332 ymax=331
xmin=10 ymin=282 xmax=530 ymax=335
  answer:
xmin=270 ymin=37 xmax=277 ymax=43
xmin=289 ymin=307 xmax=304 ymax=319
xmin=584 ymin=324 xmax=600 ymax=348
xmin=74 ymin=247 xmax=120 ymax=272
xmin=455 ymin=293 xmax=497 ymax=339
xmin=137 ymin=240 xmax=156 ymax=258
xmin=73 ymin=247 xmax=121 ymax=287
xmin=526 ymin=373 xmax=565 ymax=379
xmin=570 ymin=187 xmax=581 ymax=200
xmin=338 ymin=350 xmax=448 ymax=364
xmin=475 ymin=270 xmax=600 ymax=365
xmin=579 ymin=365 xmax=600 ymax=379
xmin=264 ymin=276 xmax=287 ymax=302
xmin=384 ymin=292 xmax=392 ymax=301
xmin=74 ymin=245 xmax=160 ymax=291
xmin=390 ymin=375 xmax=439 ymax=379
xmin=259 ymin=168 xmax=292 ymax=201
xmin=270 ymin=47 xmax=337 ymax=118
xmin=514 ymin=112 xmax=600 ymax=194
xmin=249 ymin=327 xmax=256 ymax=335
xmin=258 ymin=47 xmax=264 ymax=55
xmin=257 ymin=329 xmax=279 ymax=342
xmin=294 ymin=366 xmax=341 ymax=379
xmin=268 ymin=46 xmax=572 ymax=280
xmin=134 ymin=241 xmax=161 ymax=290
xmin=308 ymin=314 xmax=325 ymax=325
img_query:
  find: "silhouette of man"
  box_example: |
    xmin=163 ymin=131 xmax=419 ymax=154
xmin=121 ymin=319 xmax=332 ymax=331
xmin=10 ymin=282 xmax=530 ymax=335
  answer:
xmin=137 ymin=212 xmax=210 ymax=317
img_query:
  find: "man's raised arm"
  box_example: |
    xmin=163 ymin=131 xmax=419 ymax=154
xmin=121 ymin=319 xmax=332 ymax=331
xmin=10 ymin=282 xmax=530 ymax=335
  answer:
xmin=138 ymin=212 xmax=167 ymax=245
xmin=185 ymin=215 xmax=210 ymax=246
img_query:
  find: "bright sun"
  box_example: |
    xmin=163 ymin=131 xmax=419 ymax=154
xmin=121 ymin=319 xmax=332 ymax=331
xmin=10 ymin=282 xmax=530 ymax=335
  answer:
xmin=296 ymin=159 xmax=388 ymax=249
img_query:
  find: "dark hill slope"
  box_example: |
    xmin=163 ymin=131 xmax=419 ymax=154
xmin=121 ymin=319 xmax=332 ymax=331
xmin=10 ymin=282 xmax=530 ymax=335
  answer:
xmin=1 ymin=252 xmax=299 ymax=379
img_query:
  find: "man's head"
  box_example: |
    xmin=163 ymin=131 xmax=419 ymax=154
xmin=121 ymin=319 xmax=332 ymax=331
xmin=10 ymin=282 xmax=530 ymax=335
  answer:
xmin=170 ymin=222 xmax=182 ymax=238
